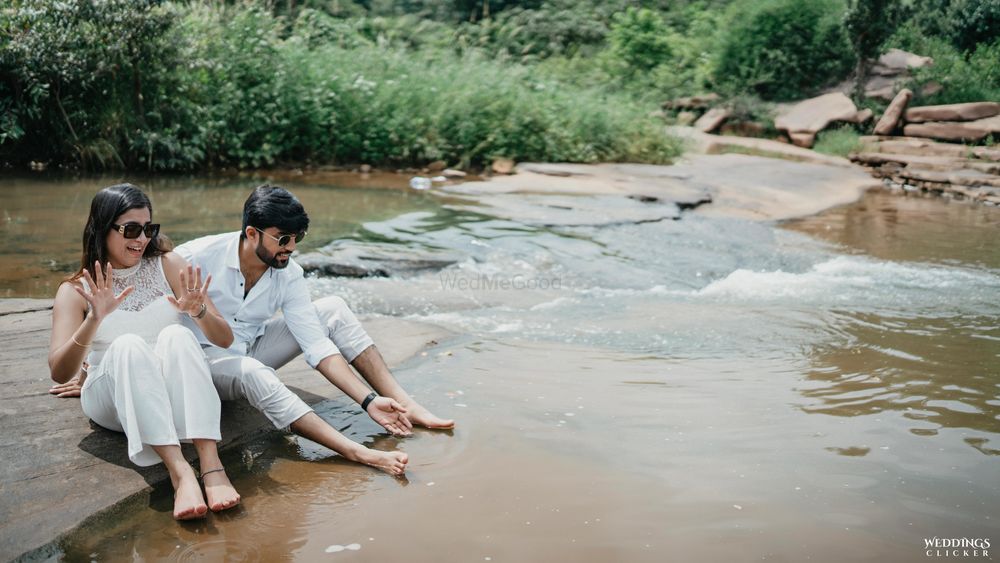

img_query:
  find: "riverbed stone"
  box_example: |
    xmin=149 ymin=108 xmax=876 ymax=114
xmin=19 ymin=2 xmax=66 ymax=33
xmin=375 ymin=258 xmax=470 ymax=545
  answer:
xmin=774 ymin=93 xmax=859 ymax=148
xmin=903 ymin=115 xmax=1000 ymax=143
xmin=297 ymin=241 xmax=463 ymax=278
xmin=0 ymin=303 xmax=453 ymax=561
xmin=694 ymin=107 xmax=730 ymax=133
xmin=669 ymin=125 xmax=855 ymax=168
xmin=873 ymin=88 xmax=913 ymax=135
xmin=491 ymin=158 xmax=516 ymax=175
xmin=904 ymin=102 xmax=1000 ymax=123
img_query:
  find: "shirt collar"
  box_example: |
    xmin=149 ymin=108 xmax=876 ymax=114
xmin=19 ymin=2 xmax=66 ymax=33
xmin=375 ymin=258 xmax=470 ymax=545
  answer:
xmin=225 ymin=231 xmax=242 ymax=271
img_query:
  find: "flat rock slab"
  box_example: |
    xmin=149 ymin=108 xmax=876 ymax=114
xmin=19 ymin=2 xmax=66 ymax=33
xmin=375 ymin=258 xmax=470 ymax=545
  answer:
xmin=297 ymin=242 xmax=463 ymax=278
xmin=444 ymin=193 xmax=685 ymax=227
xmin=670 ymin=126 xmax=854 ymax=168
xmin=903 ymin=115 xmax=1000 ymax=143
xmin=905 ymin=102 xmax=1000 ymax=123
xmin=859 ymin=136 xmax=1000 ymax=161
xmin=678 ymin=154 xmax=882 ymax=221
xmin=851 ymin=152 xmax=1000 ymax=174
xmin=438 ymin=162 xmax=712 ymax=227
xmin=444 ymin=153 xmax=876 ymax=224
xmin=774 ymin=93 xmax=858 ymax=146
xmin=0 ymin=302 xmax=452 ymax=561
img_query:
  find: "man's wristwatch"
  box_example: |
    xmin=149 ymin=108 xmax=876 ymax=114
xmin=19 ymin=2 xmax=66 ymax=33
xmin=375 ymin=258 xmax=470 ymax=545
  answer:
xmin=191 ymin=303 xmax=208 ymax=320
xmin=361 ymin=392 xmax=378 ymax=412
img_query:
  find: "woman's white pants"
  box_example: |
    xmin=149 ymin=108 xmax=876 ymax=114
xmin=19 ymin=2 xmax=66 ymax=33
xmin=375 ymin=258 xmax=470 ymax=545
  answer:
xmin=80 ymin=325 xmax=221 ymax=467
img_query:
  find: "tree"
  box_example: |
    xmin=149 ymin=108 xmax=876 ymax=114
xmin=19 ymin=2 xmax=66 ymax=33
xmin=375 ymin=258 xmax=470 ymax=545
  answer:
xmin=843 ymin=0 xmax=908 ymax=101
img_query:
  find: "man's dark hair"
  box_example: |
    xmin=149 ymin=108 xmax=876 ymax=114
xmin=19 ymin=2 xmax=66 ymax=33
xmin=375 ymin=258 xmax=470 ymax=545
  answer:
xmin=241 ymin=184 xmax=309 ymax=239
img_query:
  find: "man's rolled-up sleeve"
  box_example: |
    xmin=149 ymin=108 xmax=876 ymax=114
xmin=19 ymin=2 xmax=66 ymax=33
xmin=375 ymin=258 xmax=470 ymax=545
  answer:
xmin=281 ymin=274 xmax=341 ymax=367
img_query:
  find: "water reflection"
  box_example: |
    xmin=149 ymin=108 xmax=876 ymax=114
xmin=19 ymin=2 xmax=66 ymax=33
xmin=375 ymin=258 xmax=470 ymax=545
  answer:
xmin=0 ymin=172 xmax=439 ymax=297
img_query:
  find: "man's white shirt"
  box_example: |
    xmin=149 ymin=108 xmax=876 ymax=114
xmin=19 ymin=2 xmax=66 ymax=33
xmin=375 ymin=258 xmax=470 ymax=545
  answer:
xmin=175 ymin=232 xmax=340 ymax=366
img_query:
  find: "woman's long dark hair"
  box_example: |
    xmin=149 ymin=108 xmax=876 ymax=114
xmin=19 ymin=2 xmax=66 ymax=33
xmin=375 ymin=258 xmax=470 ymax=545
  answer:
xmin=71 ymin=183 xmax=171 ymax=282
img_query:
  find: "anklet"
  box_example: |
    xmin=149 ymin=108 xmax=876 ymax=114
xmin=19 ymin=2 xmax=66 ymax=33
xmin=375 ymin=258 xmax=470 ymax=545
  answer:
xmin=200 ymin=468 xmax=226 ymax=479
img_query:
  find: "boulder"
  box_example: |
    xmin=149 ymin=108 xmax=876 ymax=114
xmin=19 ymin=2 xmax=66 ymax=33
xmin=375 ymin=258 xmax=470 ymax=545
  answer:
xmin=441 ymin=168 xmax=467 ymax=178
xmin=903 ymin=115 xmax=1000 ymax=143
xmin=676 ymin=110 xmax=698 ymax=126
xmin=718 ymin=121 xmax=767 ymax=137
xmin=664 ymin=93 xmax=720 ymax=110
xmin=789 ymin=132 xmax=817 ymax=148
xmin=694 ymin=108 xmax=730 ymax=133
xmin=825 ymin=49 xmax=933 ymax=101
xmin=774 ymin=93 xmax=858 ymax=148
xmin=491 ymin=158 xmax=516 ymax=175
xmin=904 ymin=102 xmax=1000 ymax=123
xmin=873 ymin=48 xmax=933 ymax=74
xmin=426 ymin=160 xmax=447 ymax=172
xmin=850 ymin=108 xmax=874 ymax=124
xmin=873 ymin=88 xmax=913 ymax=135
xmin=920 ymin=81 xmax=943 ymax=98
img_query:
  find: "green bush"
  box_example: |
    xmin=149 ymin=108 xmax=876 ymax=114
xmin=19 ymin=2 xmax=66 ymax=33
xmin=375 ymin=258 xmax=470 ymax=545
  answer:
xmin=0 ymin=0 xmax=178 ymax=168
xmin=813 ymin=125 xmax=862 ymax=157
xmin=713 ymin=0 xmax=853 ymax=100
xmin=454 ymin=0 xmax=624 ymax=63
xmin=0 ymin=1 xmax=681 ymax=170
xmin=910 ymin=39 xmax=1000 ymax=105
xmin=608 ymin=8 xmax=673 ymax=76
xmin=888 ymin=22 xmax=1000 ymax=105
xmin=906 ymin=0 xmax=1000 ymax=53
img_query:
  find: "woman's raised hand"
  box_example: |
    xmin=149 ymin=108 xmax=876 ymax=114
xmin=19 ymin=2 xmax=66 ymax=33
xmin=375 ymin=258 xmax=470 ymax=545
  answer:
xmin=167 ymin=264 xmax=212 ymax=318
xmin=73 ymin=261 xmax=134 ymax=321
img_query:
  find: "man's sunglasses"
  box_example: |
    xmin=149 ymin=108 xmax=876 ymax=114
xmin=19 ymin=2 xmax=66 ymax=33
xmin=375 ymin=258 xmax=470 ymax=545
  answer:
xmin=112 ymin=222 xmax=160 ymax=239
xmin=254 ymin=227 xmax=306 ymax=247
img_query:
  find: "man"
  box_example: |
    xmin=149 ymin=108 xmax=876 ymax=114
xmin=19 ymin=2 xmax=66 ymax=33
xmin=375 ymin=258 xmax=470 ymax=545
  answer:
xmin=174 ymin=185 xmax=453 ymax=461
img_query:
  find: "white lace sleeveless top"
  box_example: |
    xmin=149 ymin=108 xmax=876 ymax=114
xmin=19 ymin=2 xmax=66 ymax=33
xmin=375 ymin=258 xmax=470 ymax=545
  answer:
xmin=82 ymin=256 xmax=180 ymax=366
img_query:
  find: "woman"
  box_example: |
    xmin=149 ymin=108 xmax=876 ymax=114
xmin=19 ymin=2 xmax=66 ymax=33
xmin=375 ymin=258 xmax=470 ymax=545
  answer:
xmin=48 ymin=183 xmax=240 ymax=520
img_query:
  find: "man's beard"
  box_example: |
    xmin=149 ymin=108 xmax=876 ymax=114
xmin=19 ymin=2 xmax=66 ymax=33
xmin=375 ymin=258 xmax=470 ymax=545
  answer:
xmin=255 ymin=239 xmax=291 ymax=269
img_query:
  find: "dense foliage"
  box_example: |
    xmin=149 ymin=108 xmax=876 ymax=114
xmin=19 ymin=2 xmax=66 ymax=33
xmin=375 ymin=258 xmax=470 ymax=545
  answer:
xmin=1 ymin=0 xmax=998 ymax=171
xmin=713 ymin=0 xmax=853 ymax=101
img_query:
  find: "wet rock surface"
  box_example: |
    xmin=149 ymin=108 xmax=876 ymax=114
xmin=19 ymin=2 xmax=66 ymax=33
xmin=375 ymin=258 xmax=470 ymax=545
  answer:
xmin=0 ymin=303 xmax=452 ymax=561
xmin=298 ymin=241 xmax=464 ymax=278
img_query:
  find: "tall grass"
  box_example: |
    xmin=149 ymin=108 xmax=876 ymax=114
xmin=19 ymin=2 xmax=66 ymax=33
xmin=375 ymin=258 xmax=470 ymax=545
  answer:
xmin=1 ymin=3 xmax=680 ymax=171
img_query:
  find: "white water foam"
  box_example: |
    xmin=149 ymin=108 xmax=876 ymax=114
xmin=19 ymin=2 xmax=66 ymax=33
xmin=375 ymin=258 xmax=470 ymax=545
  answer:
xmin=694 ymin=256 xmax=1000 ymax=310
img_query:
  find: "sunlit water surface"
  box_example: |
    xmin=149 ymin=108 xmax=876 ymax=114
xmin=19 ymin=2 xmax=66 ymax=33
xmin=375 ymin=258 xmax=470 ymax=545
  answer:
xmin=6 ymin=176 xmax=996 ymax=562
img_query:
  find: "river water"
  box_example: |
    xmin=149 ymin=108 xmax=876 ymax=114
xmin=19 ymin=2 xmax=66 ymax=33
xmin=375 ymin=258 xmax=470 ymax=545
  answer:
xmin=4 ymin=174 xmax=998 ymax=562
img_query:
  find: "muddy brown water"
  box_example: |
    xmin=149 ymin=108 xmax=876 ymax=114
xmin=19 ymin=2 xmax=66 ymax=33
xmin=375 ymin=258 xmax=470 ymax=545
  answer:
xmin=3 ymin=177 xmax=997 ymax=562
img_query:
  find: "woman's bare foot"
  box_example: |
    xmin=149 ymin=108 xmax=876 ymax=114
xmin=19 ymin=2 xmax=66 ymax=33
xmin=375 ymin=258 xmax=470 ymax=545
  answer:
xmin=355 ymin=447 xmax=409 ymax=476
xmin=173 ymin=467 xmax=208 ymax=520
xmin=402 ymin=401 xmax=455 ymax=429
xmin=201 ymin=468 xmax=241 ymax=512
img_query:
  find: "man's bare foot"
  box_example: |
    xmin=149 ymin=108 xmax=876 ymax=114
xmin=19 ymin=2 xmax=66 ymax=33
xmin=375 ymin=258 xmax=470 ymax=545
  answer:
xmin=202 ymin=469 xmax=241 ymax=512
xmin=355 ymin=447 xmax=409 ymax=476
xmin=174 ymin=468 xmax=208 ymax=520
xmin=402 ymin=402 xmax=455 ymax=429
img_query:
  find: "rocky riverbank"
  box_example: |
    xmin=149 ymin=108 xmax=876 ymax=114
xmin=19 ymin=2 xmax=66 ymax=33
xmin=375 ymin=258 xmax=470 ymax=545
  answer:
xmin=0 ymin=302 xmax=452 ymax=561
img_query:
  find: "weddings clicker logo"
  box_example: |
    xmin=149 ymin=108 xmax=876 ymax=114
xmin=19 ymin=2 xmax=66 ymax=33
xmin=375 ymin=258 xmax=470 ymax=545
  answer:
xmin=924 ymin=537 xmax=991 ymax=558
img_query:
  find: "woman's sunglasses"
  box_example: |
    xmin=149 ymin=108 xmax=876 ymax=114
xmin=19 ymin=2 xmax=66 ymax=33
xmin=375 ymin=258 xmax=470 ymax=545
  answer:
xmin=254 ymin=227 xmax=306 ymax=247
xmin=112 ymin=222 xmax=160 ymax=239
